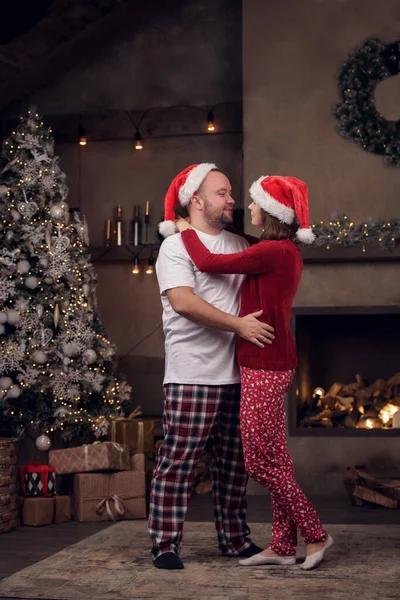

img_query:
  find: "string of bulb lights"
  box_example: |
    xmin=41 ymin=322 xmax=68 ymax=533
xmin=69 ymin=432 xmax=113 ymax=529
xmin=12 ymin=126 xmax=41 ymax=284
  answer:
xmin=76 ymin=103 xmax=230 ymax=149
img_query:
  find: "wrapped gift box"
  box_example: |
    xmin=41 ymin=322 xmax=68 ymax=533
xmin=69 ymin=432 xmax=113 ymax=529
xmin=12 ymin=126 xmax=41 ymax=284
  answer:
xmin=19 ymin=463 xmax=56 ymax=496
xmin=107 ymin=417 xmax=155 ymax=455
xmin=20 ymin=496 xmax=71 ymax=526
xmin=74 ymin=470 xmax=146 ymax=522
xmin=48 ymin=442 xmax=130 ymax=475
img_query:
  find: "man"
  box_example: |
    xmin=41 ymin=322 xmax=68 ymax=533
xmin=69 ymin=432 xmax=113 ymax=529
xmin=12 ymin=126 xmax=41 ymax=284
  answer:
xmin=148 ymin=163 xmax=274 ymax=570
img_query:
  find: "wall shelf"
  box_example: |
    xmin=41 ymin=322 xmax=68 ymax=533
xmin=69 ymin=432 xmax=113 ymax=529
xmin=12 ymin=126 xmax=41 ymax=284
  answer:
xmin=88 ymin=243 xmax=400 ymax=263
xmin=89 ymin=244 xmax=160 ymax=262
xmin=302 ymin=244 xmax=400 ymax=263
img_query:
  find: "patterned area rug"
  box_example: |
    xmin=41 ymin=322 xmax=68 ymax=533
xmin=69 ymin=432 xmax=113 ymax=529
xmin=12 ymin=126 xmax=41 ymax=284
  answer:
xmin=0 ymin=522 xmax=399 ymax=600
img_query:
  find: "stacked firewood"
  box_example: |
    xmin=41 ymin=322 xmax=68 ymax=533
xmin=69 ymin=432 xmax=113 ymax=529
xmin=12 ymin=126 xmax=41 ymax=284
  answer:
xmin=344 ymin=466 xmax=400 ymax=508
xmin=301 ymin=372 xmax=400 ymax=429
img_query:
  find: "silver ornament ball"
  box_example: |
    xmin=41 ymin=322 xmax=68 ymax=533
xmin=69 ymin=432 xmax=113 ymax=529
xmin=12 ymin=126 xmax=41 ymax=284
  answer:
xmin=11 ymin=209 xmax=21 ymax=221
xmin=0 ymin=377 xmax=13 ymax=390
xmin=25 ymin=276 xmax=38 ymax=289
xmin=17 ymin=259 xmax=31 ymax=274
xmin=36 ymin=434 xmax=51 ymax=451
xmin=49 ymin=203 xmax=65 ymax=219
xmin=84 ymin=349 xmax=97 ymax=364
xmin=5 ymin=230 xmax=14 ymax=242
xmin=32 ymin=350 xmax=48 ymax=365
xmin=6 ymin=310 xmax=20 ymax=325
xmin=6 ymin=385 xmax=21 ymax=399
xmin=0 ymin=313 xmax=7 ymax=324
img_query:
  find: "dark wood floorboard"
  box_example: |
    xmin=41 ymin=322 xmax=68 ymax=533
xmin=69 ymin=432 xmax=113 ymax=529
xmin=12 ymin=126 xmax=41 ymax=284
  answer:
xmin=1 ymin=494 xmax=399 ymax=582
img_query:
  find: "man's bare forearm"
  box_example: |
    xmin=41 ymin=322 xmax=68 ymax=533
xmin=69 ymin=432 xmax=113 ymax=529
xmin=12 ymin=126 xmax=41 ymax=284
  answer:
xmin=173 ymin=292 xmax=241 ymax=334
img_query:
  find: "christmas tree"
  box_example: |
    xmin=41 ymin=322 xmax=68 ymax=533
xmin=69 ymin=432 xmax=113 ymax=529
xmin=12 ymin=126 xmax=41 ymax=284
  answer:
xmin=0 ymin=109 xmax=131 ymax=442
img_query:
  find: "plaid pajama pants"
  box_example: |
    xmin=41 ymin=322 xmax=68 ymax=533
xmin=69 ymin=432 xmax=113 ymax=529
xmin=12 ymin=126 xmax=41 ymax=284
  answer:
xmin=148 ymin=383 xmax=252 ymax=559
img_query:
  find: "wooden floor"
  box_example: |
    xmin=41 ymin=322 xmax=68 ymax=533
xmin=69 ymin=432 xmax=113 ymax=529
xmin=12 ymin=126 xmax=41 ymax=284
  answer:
xmin=1 ymin=494 xmax=400 ymax=581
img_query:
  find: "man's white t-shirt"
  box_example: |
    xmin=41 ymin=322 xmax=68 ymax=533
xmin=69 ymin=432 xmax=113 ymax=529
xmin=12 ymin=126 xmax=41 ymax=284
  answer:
xmin=156 ymin=228 xmax=248 ymax=385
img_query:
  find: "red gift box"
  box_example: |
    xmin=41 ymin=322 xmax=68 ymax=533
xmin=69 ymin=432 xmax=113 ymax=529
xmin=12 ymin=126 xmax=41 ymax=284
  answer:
xmin=19 ymin=463 xmax=56 ymax=496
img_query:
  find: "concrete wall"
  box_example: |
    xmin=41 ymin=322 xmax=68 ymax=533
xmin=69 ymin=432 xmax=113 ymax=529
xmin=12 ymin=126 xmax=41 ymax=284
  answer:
xmin=243 ymin=0 xmax=400 ymax=498
xmin=7 ymin=0 xmax=243 ymax=418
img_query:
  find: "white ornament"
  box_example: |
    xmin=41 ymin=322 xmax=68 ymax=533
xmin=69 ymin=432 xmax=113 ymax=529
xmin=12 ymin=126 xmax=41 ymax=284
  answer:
xmin=0 ymin=185 xmax=8 ymax=197
xmin=82 ymin=283 xmax=90 ymax=296
xmin=32 ymin=350 xmax=47 ymax=364
xmin=5 ymin=230 xmax=14 ymax=242
xmin=84 ymin=349 xmax=97 ymax=364
xmin=35 ymin=434 xmax=51 ymax=451
xmin=6 ymin=310 xmax=20 ymax=325
xmin=39 ymin=257 xmax=48 ymax=268
xmin=0 ymin=324 xmax=5 ymax=334
xmin=17 ymin=260 xmax=31 ymax=274
xmin=0 ymin=313 xmax=7 ymax=324
xmin=53 ymin=406 xmax=70 ymax=418
xmin=62 ymin=342 xmax=79 ymax=357
xmin=0 ymin=377 xmax=13 ymax=390
xmin=11 ymin=209 xmax=21 ymax=221
xmin=17 ymin=201 xmax=38 ymax=219
xmin=33 ymin=328 xmax=53 ymax=346
xmin=36 ymin=304 xmax=44 ymax=318
xmin=25 ymin=276 xmax=38 ymax=289
xmin=50 ymin=203 xmax=65 ymax=219
xmin=44 ymin=276 xmax=54 ymax=284
xmin=6 ymin=385 xmax=21 ymax=399
xmin=52 ymin=235 xmax=70 ymax=252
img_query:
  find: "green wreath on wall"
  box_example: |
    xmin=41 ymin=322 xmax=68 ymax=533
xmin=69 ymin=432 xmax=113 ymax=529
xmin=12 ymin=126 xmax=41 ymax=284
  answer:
xmin=334 ymin=38 xmax=400 ymax=166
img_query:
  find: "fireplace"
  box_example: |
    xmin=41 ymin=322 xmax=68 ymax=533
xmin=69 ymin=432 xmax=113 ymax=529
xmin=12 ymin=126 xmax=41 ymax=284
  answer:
xmin=289 ymin=306 xmax=400 ymax=436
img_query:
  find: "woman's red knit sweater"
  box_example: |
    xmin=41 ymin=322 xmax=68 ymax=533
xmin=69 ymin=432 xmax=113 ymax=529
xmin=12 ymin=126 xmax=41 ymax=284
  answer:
xmin=181 ymin=229 xmax=303 ymax=371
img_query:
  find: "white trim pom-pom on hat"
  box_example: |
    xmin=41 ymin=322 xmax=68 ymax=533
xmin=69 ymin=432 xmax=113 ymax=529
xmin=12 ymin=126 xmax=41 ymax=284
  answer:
xmin=249 ymin=175 xmax=315 ymax=244
xmin=158 ymin=163 xmax=217 ymax=237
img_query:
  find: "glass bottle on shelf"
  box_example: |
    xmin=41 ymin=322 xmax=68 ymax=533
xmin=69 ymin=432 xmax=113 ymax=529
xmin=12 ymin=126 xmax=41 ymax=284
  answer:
xmin=116 ymin=205 xmax=124 ymax=246
xmin=132 ymin=205 xmax=141 ymax=247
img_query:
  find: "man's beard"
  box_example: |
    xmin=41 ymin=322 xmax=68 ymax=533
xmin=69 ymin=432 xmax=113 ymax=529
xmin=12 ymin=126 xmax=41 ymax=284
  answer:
xmin=203 ymin=201 xmax=233 ymax=229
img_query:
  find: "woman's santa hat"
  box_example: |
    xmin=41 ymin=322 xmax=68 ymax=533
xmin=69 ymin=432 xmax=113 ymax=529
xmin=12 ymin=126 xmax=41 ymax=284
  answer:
xmin=158 ymin=163 xmax=217 ymax=237
xmin=249 ymin=175 xmax=315 ymax=244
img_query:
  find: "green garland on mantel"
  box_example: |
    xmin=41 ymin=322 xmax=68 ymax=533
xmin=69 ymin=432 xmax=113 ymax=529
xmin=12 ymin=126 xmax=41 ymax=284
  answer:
xmin=310 ymin=214 xmax=400 ymax=250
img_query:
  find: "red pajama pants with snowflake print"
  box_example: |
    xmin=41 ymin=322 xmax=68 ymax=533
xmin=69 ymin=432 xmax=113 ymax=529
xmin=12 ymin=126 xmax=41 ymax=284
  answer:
xmin=148 ymin=383 xmax=252 ymax=559
xmin=240 ymin=367 xmax=327 ymax=556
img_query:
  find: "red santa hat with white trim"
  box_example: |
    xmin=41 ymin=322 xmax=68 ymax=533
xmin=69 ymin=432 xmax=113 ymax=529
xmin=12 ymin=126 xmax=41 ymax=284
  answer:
xmin=158 ymin=163 xmax=218 ymax=237
xmin=249 ymin=175 xmax=315 ymax=244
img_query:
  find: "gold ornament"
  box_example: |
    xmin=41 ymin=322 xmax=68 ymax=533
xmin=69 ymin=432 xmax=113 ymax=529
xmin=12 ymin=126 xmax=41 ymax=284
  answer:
xmin=54 ymin=303 xmax=60 ymax=328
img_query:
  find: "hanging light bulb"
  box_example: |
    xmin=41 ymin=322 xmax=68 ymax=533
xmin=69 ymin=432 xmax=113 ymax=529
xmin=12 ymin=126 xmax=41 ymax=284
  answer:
xmin=207 ymin=111 xmax=215 ymax=132
xmin=132 ymin=256 xmax=140 ymax=275
xmin=146 ymin=256 xmax=154 ymax=274
xmin=135 ymin=131 xmax=143 ymax=150
xmin=78 ymin=125 xmax=87 ymax=146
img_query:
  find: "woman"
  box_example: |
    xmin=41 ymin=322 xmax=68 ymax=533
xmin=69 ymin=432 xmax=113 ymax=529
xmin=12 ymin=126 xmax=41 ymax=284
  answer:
xmin=176 ymin=175 xmax=333 ymax=570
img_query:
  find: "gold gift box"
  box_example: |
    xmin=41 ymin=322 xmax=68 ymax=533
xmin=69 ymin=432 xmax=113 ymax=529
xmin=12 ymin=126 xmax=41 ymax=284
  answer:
xmin=107 ymin=409 xmax=155 ymax=455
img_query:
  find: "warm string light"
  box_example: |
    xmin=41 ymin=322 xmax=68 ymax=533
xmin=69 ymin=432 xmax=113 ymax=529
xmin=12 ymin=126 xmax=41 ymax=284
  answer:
xmin=134 ymin=131 xmax=143 ymax=151
xmin=78 ymin=125 xmax=87 ymax=146
xmin=132 ymin=256 xmax=140 ymax=274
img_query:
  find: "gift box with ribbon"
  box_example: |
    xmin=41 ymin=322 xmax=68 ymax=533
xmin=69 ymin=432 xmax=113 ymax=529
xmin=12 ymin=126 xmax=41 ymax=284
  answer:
xmin=73 ymin=470 xmax=146 ymax=522
xmin=106 ymin=406 xmax=155 ymax=455
xmin=19 ymin=463 xmax=56 ymax=497
xmin=20 ymin=495 xmax=71 ymax=526
xmin=48 ymin=441 xmax=130 ymax=475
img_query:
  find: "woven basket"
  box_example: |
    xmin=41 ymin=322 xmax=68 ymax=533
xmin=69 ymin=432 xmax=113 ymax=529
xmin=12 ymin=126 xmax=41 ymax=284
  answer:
xmin=0 ymin=438 xmax=20 ymax=533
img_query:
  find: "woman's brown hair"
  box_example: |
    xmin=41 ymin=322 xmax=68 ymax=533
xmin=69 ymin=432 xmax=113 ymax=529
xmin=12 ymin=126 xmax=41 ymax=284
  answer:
xmin=259 ymin=212 xmax=299 ymax=242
